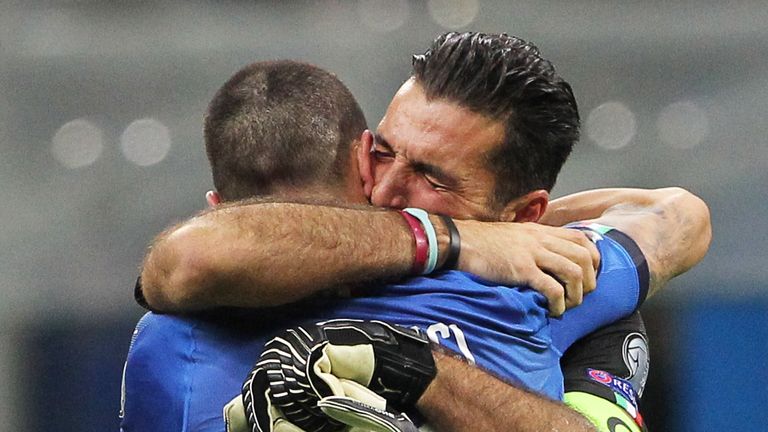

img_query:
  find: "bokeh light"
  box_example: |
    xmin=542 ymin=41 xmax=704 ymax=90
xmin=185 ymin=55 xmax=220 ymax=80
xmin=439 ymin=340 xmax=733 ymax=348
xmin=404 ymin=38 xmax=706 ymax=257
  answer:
xmin=657 ymin=101 xmax=709 ymax=149
xmin=51 ymin=119 xmax=104 ymax=169
xmin=120 ymin=118 xmax=172 ymax=167
xmin=585 ymin=102 xmax=637 ymax=150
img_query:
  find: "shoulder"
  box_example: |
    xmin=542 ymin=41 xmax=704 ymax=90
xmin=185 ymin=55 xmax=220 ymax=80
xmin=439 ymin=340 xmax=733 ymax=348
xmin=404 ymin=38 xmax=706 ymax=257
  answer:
xmin=568 ymin=224 xmax=650 ymax=306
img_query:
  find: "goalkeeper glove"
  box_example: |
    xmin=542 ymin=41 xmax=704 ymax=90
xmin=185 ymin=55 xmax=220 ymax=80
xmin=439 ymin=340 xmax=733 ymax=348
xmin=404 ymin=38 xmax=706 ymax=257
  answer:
xmin=318 ymin=396 xmax=420 ymax=432
xmin=224 ymin=365 xmax=315 ymax=432
xmin=243 ymin=319 xmax=436 ymax=432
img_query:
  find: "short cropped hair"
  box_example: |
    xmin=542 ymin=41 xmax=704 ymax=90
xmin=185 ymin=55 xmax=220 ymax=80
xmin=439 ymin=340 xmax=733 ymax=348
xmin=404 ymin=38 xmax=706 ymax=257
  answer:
xmin=412 ymin=32 xmax=580 ymax=206
xmin=204 ymin=60 xmax=367 ymax=200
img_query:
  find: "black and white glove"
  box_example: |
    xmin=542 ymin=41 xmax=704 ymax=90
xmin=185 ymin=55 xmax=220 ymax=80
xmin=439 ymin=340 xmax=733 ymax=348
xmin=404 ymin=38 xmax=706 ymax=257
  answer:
xmin=318 ymin=396 xmax=420 ymax=432
xmin=225 ymin=378 xmax=422 ymax=432
xmin=242 ymin=319 xmax=436 ymax=432
xmin=224 ymin=364 xmax=310 ymax=432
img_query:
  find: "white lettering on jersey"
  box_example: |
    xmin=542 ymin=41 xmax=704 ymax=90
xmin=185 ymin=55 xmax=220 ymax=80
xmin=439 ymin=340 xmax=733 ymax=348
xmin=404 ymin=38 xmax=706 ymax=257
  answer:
xmin=426 ymin=323 xmax=476 ymax=364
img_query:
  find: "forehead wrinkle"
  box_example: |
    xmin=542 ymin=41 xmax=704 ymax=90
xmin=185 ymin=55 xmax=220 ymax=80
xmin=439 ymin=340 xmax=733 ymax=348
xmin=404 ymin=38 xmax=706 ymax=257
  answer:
xmin=418 ymin=101 xmax=501 ymax=156
xmin=382 ymin=80 xmax=504 ymax=183
xmin=392 ymin=112 xmax=479 ymax=185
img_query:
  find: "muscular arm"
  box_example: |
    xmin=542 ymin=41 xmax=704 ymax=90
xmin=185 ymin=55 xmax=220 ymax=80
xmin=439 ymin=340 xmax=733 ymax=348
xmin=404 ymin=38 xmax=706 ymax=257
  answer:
xmin=418 ymin=351 xmax=597 ymax=432
xmin=141 ymin=187 xmax=709 ymax=313
xmin=142 ymin=202 xmax=414 ymax=312
xmin=540 ymin=187 xmax=712 ymax=296
xmin=141 ymin=200 xmax=598 ymax=314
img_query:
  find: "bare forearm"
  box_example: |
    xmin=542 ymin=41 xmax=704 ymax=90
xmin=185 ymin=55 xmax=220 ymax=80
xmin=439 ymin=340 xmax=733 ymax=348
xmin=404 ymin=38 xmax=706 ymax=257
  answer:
xmin=593 ymin=187 xmax=711 ymax=295
xmin=417 ymin=352 xmax=596 ymax=432
xmin=540 ymin=188 xmax=665 ymax=227
xmin=543 ymin=187 xmax=711 ymax=296
xmin=141 ymin=199 xmax=601 ymax=315
xmin=141 ymin=202 xmax=420 ymax=312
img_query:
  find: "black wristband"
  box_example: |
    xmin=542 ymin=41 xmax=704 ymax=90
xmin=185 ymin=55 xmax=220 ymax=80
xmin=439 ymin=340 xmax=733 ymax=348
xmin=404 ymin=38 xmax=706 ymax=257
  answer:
xmin=438 ymin=214 xmax=461 ymax=270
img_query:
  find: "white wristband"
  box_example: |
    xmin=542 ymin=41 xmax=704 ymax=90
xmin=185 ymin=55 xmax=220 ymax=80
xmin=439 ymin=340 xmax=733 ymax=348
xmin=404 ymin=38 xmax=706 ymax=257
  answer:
xmin=403 ymin=208 xmax=438 ymax=274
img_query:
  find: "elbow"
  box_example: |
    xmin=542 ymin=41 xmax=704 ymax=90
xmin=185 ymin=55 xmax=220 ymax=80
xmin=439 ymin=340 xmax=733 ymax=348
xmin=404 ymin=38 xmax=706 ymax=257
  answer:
xmin=690 ymin=191 xmax=713 ymax=260
xmin=666 ymin=187 xmax=713 ymax=265
xmin=140 ymin=258 xmax=208 ymax=313
xmin=140 ymin=231 xmax=220 ymax=313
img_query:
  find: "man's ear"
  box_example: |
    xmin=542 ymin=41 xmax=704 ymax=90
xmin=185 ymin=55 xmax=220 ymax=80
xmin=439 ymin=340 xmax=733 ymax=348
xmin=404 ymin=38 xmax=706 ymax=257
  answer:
xmin=205 ymin=190 xmax=221 ymax=207
xmin=499 ymin=189 xmax=549 ymax=222
xmin=357 ymin=130 xmax=375 ymax=200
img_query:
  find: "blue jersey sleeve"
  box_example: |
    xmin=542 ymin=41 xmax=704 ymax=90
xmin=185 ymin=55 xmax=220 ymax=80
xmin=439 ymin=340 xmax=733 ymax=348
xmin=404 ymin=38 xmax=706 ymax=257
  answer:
xmin=550 ymin=224 xmax=650 ymax=356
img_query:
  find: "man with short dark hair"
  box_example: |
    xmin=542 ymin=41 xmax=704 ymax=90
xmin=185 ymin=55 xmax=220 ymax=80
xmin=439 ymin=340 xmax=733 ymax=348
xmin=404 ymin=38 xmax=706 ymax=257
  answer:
xmin=131 ymin=33 xmax=710 ymax=432
xmin=408 ymin=32 xmax=579 ymax=207
xmin=203 ymin=61 xmax=366 ymax=200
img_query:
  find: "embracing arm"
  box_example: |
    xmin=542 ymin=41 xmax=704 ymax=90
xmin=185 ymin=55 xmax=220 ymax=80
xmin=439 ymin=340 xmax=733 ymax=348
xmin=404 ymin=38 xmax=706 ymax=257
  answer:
xmin=418 ymin=351 xmax=596 ymax=432
xmin=540 ymin=187 xmax=712 ymax=296
xmin=253 ymin=320 xmax=596 ymax=432
xmin=141 ymin=202 xmax=413 ymax=312
xmin=141 ymin=200 xmax=598 ymax=314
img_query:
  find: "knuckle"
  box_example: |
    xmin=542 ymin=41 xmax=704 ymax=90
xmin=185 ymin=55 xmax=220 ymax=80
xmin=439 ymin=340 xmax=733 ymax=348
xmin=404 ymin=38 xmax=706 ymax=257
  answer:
xmin=576 ymin=245 xmax=594 ymax=260
xmin=517 ymin=261 xmax=539 ymax=276
xmin=535 ymin=282 xmax=555 ymax=297
xmin=573 ymin=232 xmax=595 ymax=249
xmin=538 ymin=281 xmax=562 ymax=298
xmin=564 ymin=264 xmax=583 ymax=281
xmin=566 ymin=230 xmax=585 ymax=242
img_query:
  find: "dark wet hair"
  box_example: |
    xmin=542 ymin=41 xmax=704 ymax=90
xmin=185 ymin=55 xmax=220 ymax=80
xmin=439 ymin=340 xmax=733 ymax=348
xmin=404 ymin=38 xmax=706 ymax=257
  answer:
xmin=412 ymin=32 xmax=580 ymax=205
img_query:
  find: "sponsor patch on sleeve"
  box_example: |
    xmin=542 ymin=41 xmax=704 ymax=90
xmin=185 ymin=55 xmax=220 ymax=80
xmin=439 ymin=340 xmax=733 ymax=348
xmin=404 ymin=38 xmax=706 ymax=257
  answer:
xmin=586 ymin=368 xmax=645 ymax=429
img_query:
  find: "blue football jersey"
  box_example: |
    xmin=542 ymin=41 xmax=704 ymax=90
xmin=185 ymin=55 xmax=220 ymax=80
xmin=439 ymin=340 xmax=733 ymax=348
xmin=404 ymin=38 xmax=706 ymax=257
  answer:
xmin=120 ymin=226 xmax=647 ymax=432
xmin=550 ymin=224 xmax=649 ymax=355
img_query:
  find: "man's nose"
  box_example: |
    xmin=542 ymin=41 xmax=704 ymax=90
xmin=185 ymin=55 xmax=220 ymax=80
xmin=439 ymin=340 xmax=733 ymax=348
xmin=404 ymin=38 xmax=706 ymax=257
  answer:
xmin=375 ymin=166 xmax=410 ymax=209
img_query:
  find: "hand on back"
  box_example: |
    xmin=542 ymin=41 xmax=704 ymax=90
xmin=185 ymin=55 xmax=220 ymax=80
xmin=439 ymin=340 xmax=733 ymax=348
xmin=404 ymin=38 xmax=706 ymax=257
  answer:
xmin=455 ymin=220 xmax=600 ymax=316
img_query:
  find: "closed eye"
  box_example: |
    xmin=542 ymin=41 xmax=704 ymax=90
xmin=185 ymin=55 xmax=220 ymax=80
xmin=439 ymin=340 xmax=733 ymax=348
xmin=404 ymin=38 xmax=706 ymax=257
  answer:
xmin=372 ymin=148 xmax=395 ymax=160
xmin=424 ymin=174 xmax=448 ymax=191
xmin=371 ymin=136 xmax=395 ymax=160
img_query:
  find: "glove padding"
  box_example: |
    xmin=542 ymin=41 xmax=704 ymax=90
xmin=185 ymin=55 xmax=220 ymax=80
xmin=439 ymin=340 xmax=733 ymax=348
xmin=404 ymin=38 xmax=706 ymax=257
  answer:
xmin=319 ymin=396 xmax=420 ymax=432
xmin=244 ymin=319 xmax=436 ymax=432
xmin=227 ymin=383 xmax=420 ymax=432
xmin=225 ymin=364 xmax=314 ymax=432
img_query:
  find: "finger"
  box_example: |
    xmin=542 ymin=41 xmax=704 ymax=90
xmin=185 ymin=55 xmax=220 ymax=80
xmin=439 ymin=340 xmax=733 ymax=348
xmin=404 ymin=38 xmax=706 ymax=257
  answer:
xmin=565 ymin=230 xmax=601 ymax=289
xmin=574 ymin=230 xmax=602 ymax=271
xmin=589 ymin=238 xmax=600 ymax=271
xmin=539 ymin=254 xmax=584 ymax=310
xmin=528 ymin=271 xmax=566 ymax=317
xmin=242 ymin=366 xmax=274 ymax=432
xmin=566 ymin=231 xmax=599 ymax=295
xmin=263 ymin=345 xmax=339 ymax=432
xmin=263 ymin=343 xmax=329 ymax=430
xmin=581 ymin=247 xmax=598 ymax=296
xmin=563 ymin=268 xmax=584 ymax=310
xmin=223 ymin=394 xmax=250 ymax=432
xmin=538 ymin=234 xmax=595 ymax=298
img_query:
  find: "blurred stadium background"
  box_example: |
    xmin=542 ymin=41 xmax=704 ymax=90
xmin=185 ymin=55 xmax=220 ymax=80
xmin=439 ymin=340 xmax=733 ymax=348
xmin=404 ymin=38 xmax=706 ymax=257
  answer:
xmin=0 ymin=1 xmax=766 ymax=431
